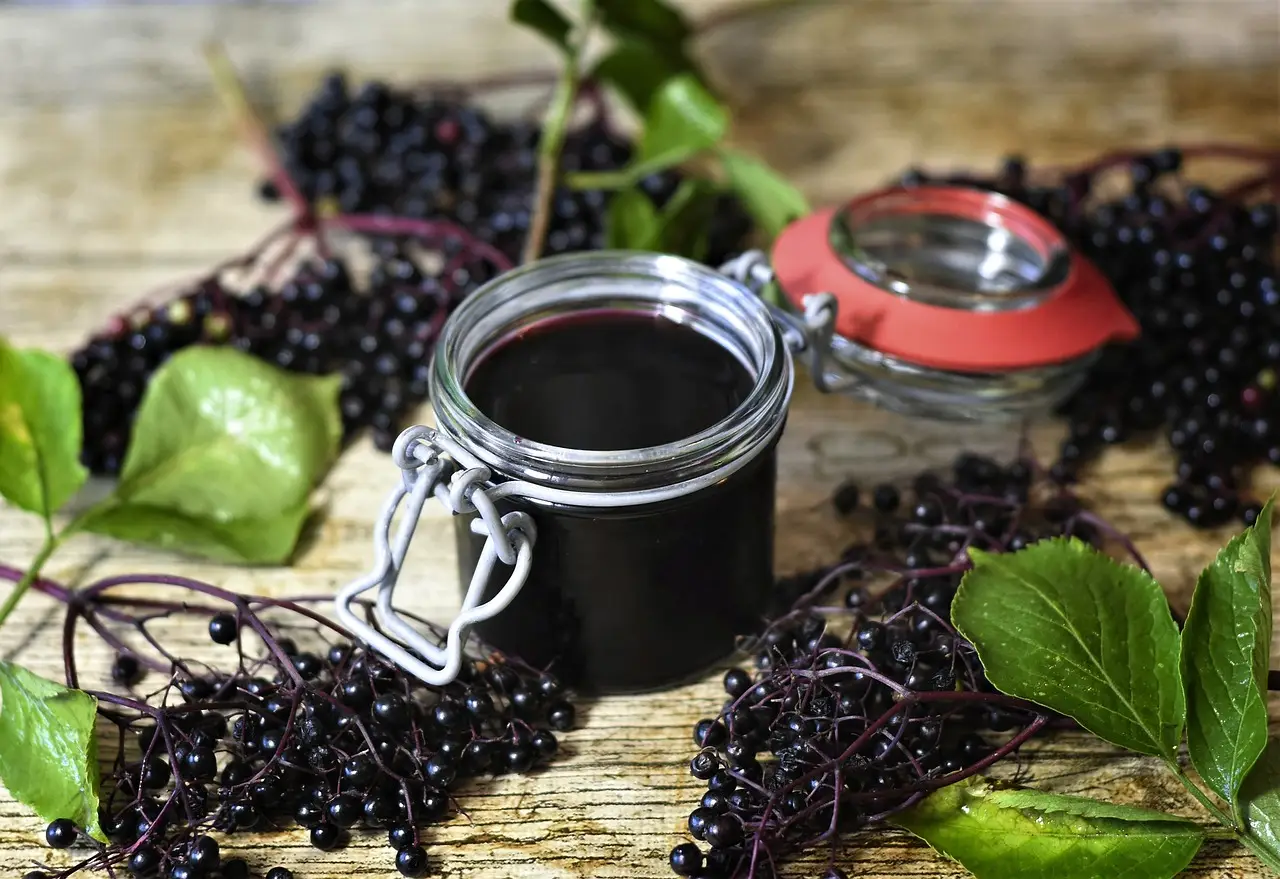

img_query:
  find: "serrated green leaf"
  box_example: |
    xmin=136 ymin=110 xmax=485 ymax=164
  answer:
xmin=892 ymin=778 xmax=1204 ymax=879
xmin=596 ymin=0 xmax=691 ymax=46
xmin=719 ymin=148 xmax=810 ymax=239
xmin=0 ymin=338 xmax=88 ymax=519
xmin=605 ymin=188 xmax=661 ymax=249
xmin=590 ymin=40 xmax=688 ymax=113
xmin=640 ymin=75 xmax=728 ymax=162
xmin=0 ymin=662 xmax=104 ymax=842
xmin=85 ymin=347 xmax=340 ymax=563
xmin=509 ymin=0 xmax=573 ymax=52
xmin=1241 ymin=737 xmax=1280 ymax=870
xmin=81 ymin=499 xmax=313 ymax=565
xmin=952 ymin=538 xmax=1185 ymax=759
xmin=1181 ymin=499 xmax=1273 ymax=813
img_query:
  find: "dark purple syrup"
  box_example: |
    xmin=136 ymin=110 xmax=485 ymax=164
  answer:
xmin=465 ymin=311 xmax=752 ymax=450
xmin=455 ymin=312 xmax=778 ymax=693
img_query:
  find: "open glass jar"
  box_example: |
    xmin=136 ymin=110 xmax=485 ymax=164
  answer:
xmin=336 ymin=185 xmax=1140 ymax=693
xmin=336 ymin=252 xmax=794 ymax=693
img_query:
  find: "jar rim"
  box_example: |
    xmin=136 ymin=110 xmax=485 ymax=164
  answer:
xmin=429 ymin=250 xmax=794 ymax=495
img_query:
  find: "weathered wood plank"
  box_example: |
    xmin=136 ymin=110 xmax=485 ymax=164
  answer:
xmin=1 ymin=0 xmax=1279 ymax=876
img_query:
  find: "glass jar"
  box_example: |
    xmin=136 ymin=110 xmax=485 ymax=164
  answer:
xmin=337 ymin=252 xmax=794 ymax=693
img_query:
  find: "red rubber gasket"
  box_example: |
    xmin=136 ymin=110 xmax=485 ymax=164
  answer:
xmin=771 ymin=186 xmax=1141 ymax=373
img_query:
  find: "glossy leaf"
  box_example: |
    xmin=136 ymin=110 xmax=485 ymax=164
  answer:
xmin=640 ymin=75 xmax=728 ymax=162
xmin=719 ymin=148 xmax=810 ymax=239
xmin=595 ymin=0 xmax=691 ymax=46
xmin=591 ymin=40 xmax=687 ymax=113
xmin=86 ymin=347 xmax=340 ymax=562
xmin=952 ymin=538 xmax=1185 ymax=759
xmin=1181 ymin=499 xmax=1273 ymax=811
xmin=82 ymin=499 xmax=313 ymax=565
xmin=605 ymin=188 xmax=661 ymax=250
xmin=892 ymin=778 xmax=1204 ymax=879
xmin=0 ymin=662 xmax=105 ymax=842
xmin=509 ymin=0 xmax=573 ymax=52
xmin=0 ymin=338 xmax=87 ymax=518
xmin=1240 ymin=737 xmax=1280 ymax=871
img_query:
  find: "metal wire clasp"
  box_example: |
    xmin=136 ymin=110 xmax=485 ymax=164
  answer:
xmin=719 ymin=251 xmax=860 ymax=397
xmin=334 ymin=425 xmax=537 ymax=686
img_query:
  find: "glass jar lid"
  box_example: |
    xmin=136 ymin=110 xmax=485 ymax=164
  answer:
xmin=771 ymin=185 xmax=1140 ymax=373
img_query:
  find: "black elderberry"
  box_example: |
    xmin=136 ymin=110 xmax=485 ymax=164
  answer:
xmin=871 ymin=483 xmax=900 ymax=512
xmin=293 ymin=652 xmax=323 ymax=680
xmin=128 ymin=846 xmax=161 ymax=876
xmin=690 ymin=749 xmax=719 ymax=780
xmin=669 ymin=842 xmax=705 ymax=876
xmin=700 ymin=790 xmax=730 ymax=813
xmin=464 ymin=690 xmax=495 ymax=717
xmin=327 ymin=643 xmax=351 ymax=666
xmin=178 ymin=678 xmax=213 ymax=701
xmin=833 ymin=479 xmax=860 ymax=514
xmin=221 ymin=860 xmax=249 ymax=879
xmin=228 ymin=801 xmax=259 ymax=830
xmin=112 ymin=653 xmax=143 ymax=686
xmin=327 ymin=793 xmax=362 ymax=827
xmin=372 ymin=692 xmax=410 ymax=727
xmin=856 ymin=622 xmax=885 ymax=652
xmin=424 ymin=754 xmax=457 ymax=787
xmin=388 ymin=822 xmax=416 ymax=850
xmin=395 ymin=844 xmax=430 ymax=877
xmin=309 ymin=821 xmax=343 ymax=851
xmin=531 ymin=728 xmax=559 ymax=759
xmin=140 ymin=756 xmax=171 ymax=789
xmin=510 ymin=687 xmax=540 ymax=715
xmin=703 ymin=813 xmax=745 ymax=849
xmin=363 ymin=793 xmax=398 ymax=828
xmin=505 ymin=742 xmax=536 ymax=773
xmin=340 ymin=677 xmax=373 ymax=708
xmin=420 ymin=790 xmax=450 ymax=823
xmin=187 ymin=836 xmax=220 ymax=874
xmin=168 ymin=865 xmax=194 ymax=879
xmin=208 ymin=612 xmax=238 ymax=644
xmin=295 ymin=800 xmax=324 ymax=827
xmin=723 ymin=667 xmax=752 ymax=698
xmin=537 ymin=673 xmax=563 ymax=697
xmin=265 ymin=869 xmax=293 ymax=879
xmin=342 ymin=754 xmax=376 ymax=786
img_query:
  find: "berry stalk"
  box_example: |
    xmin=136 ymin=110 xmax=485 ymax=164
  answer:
xmin=522 ymin=0 xmax=599 ymax=264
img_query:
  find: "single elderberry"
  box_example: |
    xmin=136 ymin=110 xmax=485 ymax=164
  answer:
xmin=387 ymin=822 xmax=416 ymax=850
xmin=265 ymin=869 xmax=293 ymax=879
xmin=45 ymin=818 xmax=77 ymax=848
xmin=669 ymin=842 xmax=704 ymax=876
xmin=128 ymin=846 xmax=161 ymax=876
xmin=208 ymin=612 xmax=238 ymax=644
xmin=546 ymin=700 xmax=575 ymax=731
xmin=395 ymin=844 xmax=430 ymax=877
xmin=309 ymin=821 xmax=342 ymax=851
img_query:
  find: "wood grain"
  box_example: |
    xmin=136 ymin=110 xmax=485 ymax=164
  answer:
xmin=1 ymin=0 xmax=1279 ymax=876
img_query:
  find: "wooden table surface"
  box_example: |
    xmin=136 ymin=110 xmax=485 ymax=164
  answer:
xmin=1 ymin=1 xmax=1279 ymax=877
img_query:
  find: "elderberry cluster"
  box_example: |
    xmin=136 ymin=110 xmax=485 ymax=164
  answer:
xmin=261 ymin=73 xmax=754 ymax=266
xmin=72 ymin=235 xmax=502 ymax=475
xmin=670 ymin=453 xmax=1122 ymax=878
xmin=901 ymin=148 xmax=1280 ymax=528
xmin=20 ymin=574 xmax=576 ymax=879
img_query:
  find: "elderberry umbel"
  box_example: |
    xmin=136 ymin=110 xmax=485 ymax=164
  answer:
xmin=71 ymin=222 xmax=508 ymax=475
xmin=260 ymin=73 xmax=754 ymax=266
xmin=670 ymin=452 xmax=1150 ymax=878
xmin=0 ymin=565 xmax=577 ymax=879
xmin=898 ymin=146 xmax=1280 ymax=528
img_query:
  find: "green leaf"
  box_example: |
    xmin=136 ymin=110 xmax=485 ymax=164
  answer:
xmin=1181 ymin=499 xmax=1274 ymax=812
xmin=590 ymin=40 xmax=688 ymax=114
xmin=891 ymin=778 xmax=1204 ymax=879
xmin=81 ymin=499 xmax=313 ymax=565
xmin=952 ymin=538 xmax=1185 ymax=759
xmin=0 ymin=661 xmax=104 ymax=842
xmin=509 ymin=0 xmax=573 ymax=53
xmin=640 ymin=75 xmax=729 ymax=162
xmin=719 ymin=148 xmax=810 ymax=239
xmin=1240 ymin=737 xmax=1280 ymax=870
xmin=595 ymin=0 xmax=691 ymax=46
xmin=606 ymin=188 xmax=661 ymax=250
xmin=86 ymin=347 xmax=341 ymax=561
xmin=0 ymin=338 xmax=88 ymax=518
